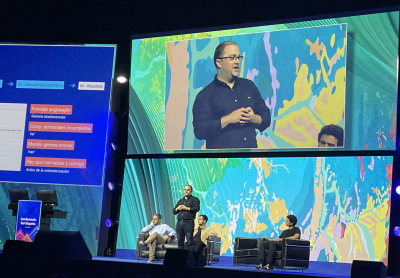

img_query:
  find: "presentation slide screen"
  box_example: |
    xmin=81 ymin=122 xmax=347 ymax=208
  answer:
xmin=0 ymin=44 xmax=116 ymax=186
xmin=118 ymin=156 xmax=392 ymax=264
xmin=128 ymin=9 xmax=399 ymax=154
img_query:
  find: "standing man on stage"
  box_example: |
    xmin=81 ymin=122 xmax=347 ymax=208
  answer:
xmin=193 ymin=215 xmax=217 ymax=252
xmin=173 ymin=185 xmax=200 ymax=251
xmin=138 ymin=213 xmax=176 ymax=263
xmin=192 ymin=40 xmax=271 ymax=149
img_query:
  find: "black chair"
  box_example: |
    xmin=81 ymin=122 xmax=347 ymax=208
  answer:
xmin=233 ymin=237 xmax=310 ymax=270
xmin=184 ymin=235 xmax=222 ymax=265
xmin=206 ymin=235 xmax=222 ymax=265
xmin=136 ymin=232 xmax=179 ymax=261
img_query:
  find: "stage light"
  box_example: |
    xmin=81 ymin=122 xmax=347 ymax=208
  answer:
xmin=105 ymin=219 xmax=119 ymax=228
xmin=394 ymin=226 xmax=400 ymax=237
xmin=111 ymin=143 xmax=117 ymax=151
xmin=117 ymin=76 xmax=127 ymax=83
xmin=107 ymin=182 xmax=122 ymax=191
xmin=111 ymin=142 xmax=125 ymax=151
xmin=108 ymin=182 xmax=115 ymax=190
xmin=396 ymin=185 xmax=400 ymax=195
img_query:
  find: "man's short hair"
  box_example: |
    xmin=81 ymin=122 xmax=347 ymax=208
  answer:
xmin=318 ymin=124 xmax=344 ymax=147
xmin=287 ymin=215 xmax=297 ymax=226
xmin=214 ymin=41 xmax=238 ymax=69
xmin=154 ymin=213 xmax=162 ymax=220
xmin=199 ymin=215 xmax=208 ymax=223
xmin=184 ymin=185 xmax=193 ymax=191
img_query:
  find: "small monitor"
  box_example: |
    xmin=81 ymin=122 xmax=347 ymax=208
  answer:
xmin=36 ymin=190 xmax=58 ymax=206
xmin=8 ymin=189 xmax=29 ymax=203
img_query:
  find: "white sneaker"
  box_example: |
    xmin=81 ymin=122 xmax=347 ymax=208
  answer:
xmin=255 ymin=264 xmax=264 ymax=270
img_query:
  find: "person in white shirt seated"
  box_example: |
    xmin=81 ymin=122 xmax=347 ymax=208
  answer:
xmin=139 ymin=213 xmax=176 ymax=263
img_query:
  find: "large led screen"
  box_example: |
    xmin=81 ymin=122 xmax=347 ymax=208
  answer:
xmin=0 ymin=44 xmax=116 ymax=186
xmin=118 ymin=156 xmax=392 ymax=264
xmin=129 ymin=10 xmax=398 ymax=154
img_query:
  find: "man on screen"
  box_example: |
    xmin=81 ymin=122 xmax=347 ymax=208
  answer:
xmin=192 ymin=41 xmax=271 ymax=149
xmin=255 ymin=215 xmax=301 ymax=271
xmin=193 ymin=215 xmax=217 ymax=252
xmin=173 ymin=185 xmax=200 ymax=251
xmin=138 ymin=213 xmax=176 ymax=263
xmin=318 ymin=124 xmax=344 ymax=147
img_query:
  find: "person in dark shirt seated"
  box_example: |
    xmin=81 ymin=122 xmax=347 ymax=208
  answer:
xmin=173 ymin=185 xmax=200 ymax=251
xmin=193 ymin=215 xmax=217 ymax=252
xmin=255 ymin=215 xmax=301 ymax=271
xmin=192 ymin=41 xmax=271 ymax=149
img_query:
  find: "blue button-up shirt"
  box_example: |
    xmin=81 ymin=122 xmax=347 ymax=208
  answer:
xmin=141 ymin=223 xmax=176 ymax=237
xmin=193 ymin=76 xmax=271 ymax=149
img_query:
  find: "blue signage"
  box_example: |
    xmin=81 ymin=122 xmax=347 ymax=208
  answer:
xmin=15 ymin=200 xmax=42 ymax=242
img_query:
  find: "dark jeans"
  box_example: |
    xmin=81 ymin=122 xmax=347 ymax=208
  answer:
xmin=176 ymin=221 xmax=195 ymax=251
xmin=194 ymin=237 xmax=206 ymax=252
xmin=259 ymin=240 xmax=282 ymax=265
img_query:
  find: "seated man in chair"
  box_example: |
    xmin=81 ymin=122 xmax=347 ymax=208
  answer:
xmin=139 ymin=213 xmax=176 ymax=263
xmin=255 ymin=215 xmax=301 ymax=271
xmin=193 ymin=215 xmax=217 ymax=252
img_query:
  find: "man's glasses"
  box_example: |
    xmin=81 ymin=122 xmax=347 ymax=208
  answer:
xmin=218 ymin=55 xmax=243 ymax=62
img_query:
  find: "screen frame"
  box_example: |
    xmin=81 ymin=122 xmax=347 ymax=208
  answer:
xmin=128 ymin=6 xmax=399 ymax=156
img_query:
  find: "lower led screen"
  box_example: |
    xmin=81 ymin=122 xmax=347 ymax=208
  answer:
xmin=118 ymin=156 xmax=392 ymax=264
xmin=129 ymin=10 xmax=399 ymax=154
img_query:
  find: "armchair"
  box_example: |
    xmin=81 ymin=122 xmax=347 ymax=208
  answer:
xmin=183 ymin=236 xmax=222 ymax=265
xmin=204 ymin=235 xmax=222 ymax=265
xmin=136 ymin=232 xmax=179 ymax=261
xmin=233 ymin=237 xmax=310 ymax=270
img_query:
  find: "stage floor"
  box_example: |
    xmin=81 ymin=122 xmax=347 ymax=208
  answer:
xmin=93 ymin=257 xmax=341 ymax=278
xmin=107 ymin=250 xmax=352 ymax=278
xmin=108 ymin=249 xmax=397 ymax=278
xmin=0 ymin=252 xmax=397 ymax=278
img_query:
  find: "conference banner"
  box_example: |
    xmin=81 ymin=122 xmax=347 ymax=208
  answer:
xmin=15 ymin=200 xmax=42 ymax=242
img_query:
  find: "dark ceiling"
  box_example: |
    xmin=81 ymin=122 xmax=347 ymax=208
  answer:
xmin=0 ymin=0 xmax=398 ymax=106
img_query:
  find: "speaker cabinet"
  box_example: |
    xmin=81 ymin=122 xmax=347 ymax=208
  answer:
xmin=33 ymin=231 xmax=92 ymax=260
xmin=2 ymin=240 xmax=33 ymax=256
xmin=163 ymin=249 xmax=205 ymax=267
xmin=351 ymin=260 xmax=386 ymax=278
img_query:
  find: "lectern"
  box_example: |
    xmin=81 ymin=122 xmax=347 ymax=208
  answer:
xmin=8 ymin=189 xmax=68 ymax=231
xmin=36 ymin=190 xmax=68 ymax=230
xmin=7 ymin=189 xmax=29 ymax=215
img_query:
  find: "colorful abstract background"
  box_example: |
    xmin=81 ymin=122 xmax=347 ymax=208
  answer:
xmin=164 ymin=25 xmax=347 ymax=150
xmin=117 ymin=156 xmax=392 ymax=264
xmin=128 ymin=11 xmax=398 ymax=154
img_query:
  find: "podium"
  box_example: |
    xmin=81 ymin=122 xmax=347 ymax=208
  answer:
xmin=8 ymin=189 xmax=68 ymax=231
xmin=8 ymin=203 xmax=68 ymax=231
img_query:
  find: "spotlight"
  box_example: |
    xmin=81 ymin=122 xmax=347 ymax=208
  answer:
xmin=105 ymin=219 xmax=119 ymax=228
xmin=394 ymin=226 xmax=400 ymax=237
xmin=111 ymin=142 xmax=125 ymax=151
xmin=396 ymin=186 xmax=400 ymax=195
xmin=107 ymin=182 xmax=122 ymax=191
xmin=116 ymin=76 xmax=127 ymax=83
xmin=111 ymin=143 xmax=117 ymax=151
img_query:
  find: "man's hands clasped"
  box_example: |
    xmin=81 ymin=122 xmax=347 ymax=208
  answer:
xmin=261 ymin=236 xmax=282 ymax=242
xmin=176 ymin=205 xmax=189 ymax=211
xmin=227 ymin=107 xmax=261 ymax=125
